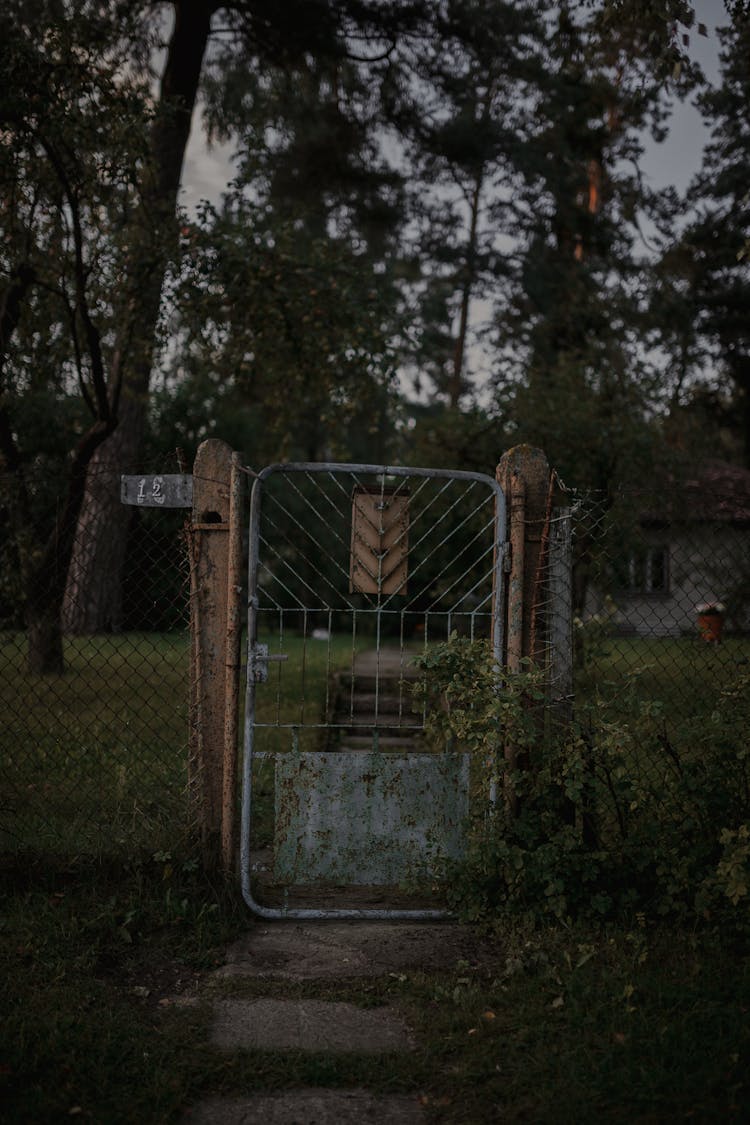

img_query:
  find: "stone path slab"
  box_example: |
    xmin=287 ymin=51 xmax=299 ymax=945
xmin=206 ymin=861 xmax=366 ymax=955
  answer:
xmin=216 ymin=920 xmax=492 ymax=980
xmin=209 ymin=998 xmax=413 ymax=1053
xmin=184 ymin=1089 xmax=424 ymax=1124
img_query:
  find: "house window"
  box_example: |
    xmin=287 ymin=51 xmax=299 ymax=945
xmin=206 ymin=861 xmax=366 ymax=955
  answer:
xmin=620 ymin=546 xmax=669 ymax=595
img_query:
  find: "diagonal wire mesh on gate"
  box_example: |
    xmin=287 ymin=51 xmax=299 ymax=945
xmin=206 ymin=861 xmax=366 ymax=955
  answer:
xmin=247 ymin=464 xmax=501 ymax=758
xmin=0 ymin=455 xmax=193 ymax=859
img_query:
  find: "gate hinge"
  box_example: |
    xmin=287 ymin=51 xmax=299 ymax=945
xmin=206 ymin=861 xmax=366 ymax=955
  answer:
xmin=249 ymin=642 xmax=288 ymax=683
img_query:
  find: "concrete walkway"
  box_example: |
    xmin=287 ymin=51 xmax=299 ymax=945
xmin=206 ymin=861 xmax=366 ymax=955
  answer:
xmin=182 ymin=922 xmax=495 ymax=1123
xmin=182 ymin=647 xmax=476 ymax=1122
xmin=187 ymin=1089 xmax=423 ymax=1125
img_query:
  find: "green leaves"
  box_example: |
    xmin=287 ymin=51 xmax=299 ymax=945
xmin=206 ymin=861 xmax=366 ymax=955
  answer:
xmin=417 ymin=635 xmax=750 ymax=932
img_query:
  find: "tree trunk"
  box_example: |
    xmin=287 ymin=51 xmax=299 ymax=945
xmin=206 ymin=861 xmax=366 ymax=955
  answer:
xmin=24 ymin=419 xmax=117 ymax=671
xmin=62 ymin=0 xmax=212 ymax=634
xmin=449 ymin=172 xmax=482 ymax=409
xmin=61 ymin=342 xmax=149 ymax=633
xmin=27 ymin=605 xmax=65 ymax=675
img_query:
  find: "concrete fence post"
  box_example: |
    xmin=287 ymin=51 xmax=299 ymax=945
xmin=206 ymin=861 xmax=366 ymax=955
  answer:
xmin=495 ymin=444 xmax=551 ymax=667
xmin=495 ymin=445 xmax=558 ymax=813
xmin=222 ymin=452 xmax=244 ymax=874
xmin=548 ymin=507 xmax=574 ymax=722
xmin=188 ymin=438 xmax=242 ymax=871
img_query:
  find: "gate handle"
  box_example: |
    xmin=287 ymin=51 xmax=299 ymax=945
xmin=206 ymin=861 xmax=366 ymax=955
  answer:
xmin=250 ymin=643 xmax=288 ymax=683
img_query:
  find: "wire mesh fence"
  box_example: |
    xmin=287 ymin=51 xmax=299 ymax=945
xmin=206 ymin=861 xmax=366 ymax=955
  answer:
xmin=529 ymin=472 xmax=750 ymax=855
xmin=562 ymin=477 xmax=750 ymax=715
xmin=0 ymin=460 xmax=193 ymax=859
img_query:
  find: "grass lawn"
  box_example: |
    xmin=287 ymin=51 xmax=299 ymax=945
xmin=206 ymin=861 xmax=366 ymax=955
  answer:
xmin=0 ymin=630 xmax=371 ymax=856
xmin=0 ymin=632 xmax=191 ymax=856
xmin=251 ymin=632 xmax=356 ymax=753
xmin=575 ymin=633 xmax=750 ymax=719
xmin=4 ymin=626 xmax=746 ymax=857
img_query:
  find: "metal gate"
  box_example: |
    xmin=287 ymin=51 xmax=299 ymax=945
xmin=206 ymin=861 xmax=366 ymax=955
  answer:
xmin=240 ymin=462 xmax=506 ymax=919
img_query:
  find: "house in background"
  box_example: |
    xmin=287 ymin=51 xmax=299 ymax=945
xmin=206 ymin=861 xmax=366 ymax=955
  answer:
xmin=587 ymin=462 xmax=750 ymax=638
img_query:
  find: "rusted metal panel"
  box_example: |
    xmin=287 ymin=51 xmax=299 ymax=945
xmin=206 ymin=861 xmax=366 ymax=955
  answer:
xmin=350 ymin=486 xmax=409 ymax=596
xmin=273 ymin=751 xmax=469 ymax=885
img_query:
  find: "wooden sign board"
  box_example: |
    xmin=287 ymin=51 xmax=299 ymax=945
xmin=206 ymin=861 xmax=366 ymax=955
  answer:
xmin=350 ymin=485 xmax=409 ymax=596
xmin=121 ymin=474 xmax=193 ymax=508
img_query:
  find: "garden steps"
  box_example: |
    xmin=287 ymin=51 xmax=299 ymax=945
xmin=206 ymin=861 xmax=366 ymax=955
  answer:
xmin=328 ymin=647 xmax=425 ymax=750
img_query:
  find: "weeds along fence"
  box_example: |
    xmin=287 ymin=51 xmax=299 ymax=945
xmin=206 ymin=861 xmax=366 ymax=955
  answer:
xmin=0 ymin=460 xmax=195 ymax=859
xmin=528 ymin=474 xmax=750 ymax=894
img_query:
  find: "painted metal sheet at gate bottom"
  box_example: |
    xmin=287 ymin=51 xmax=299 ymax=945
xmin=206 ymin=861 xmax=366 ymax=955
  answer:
xmin=273 ymin=751 xmax=470 ymax=886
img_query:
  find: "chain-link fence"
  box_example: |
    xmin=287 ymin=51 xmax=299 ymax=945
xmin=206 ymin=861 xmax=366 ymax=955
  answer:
xmin=528 ymin=472 xmax=750 ymax=858
xmin=563 ymin=478 xmax=750 ymax=716
xmin=0 ymin=461 xmax=193 ymax=859
xmin=528 ymin=475 xmax=750 ymax=721
xmin=4 ymin=453 xmax=750 ymax=864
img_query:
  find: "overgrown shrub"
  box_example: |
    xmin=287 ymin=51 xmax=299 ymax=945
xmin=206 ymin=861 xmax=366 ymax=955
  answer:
xmin=415 ymin=636 xmax=750 ymax=932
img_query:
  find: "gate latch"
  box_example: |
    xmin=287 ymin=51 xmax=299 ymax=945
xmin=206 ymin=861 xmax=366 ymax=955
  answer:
xmin=249 ymin=643 xmax=288 ymax=683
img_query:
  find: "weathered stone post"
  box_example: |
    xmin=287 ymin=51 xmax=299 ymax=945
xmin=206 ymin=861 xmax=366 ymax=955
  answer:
xmin=495 ymin=445 xmax=552 ymax=811
xmin=495 ymin=445 xmax=551 ymax=667
xmin=548 ymin=506 xmax=574 ymax=722
xmin=189 ymin=438 xmax=240 ymax=870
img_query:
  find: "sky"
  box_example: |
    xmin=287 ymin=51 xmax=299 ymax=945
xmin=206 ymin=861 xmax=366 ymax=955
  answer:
xmin=179 ymin=0 xmax=730 ymax=215
xmin=639 ymin=0 xmax=726 ymax=192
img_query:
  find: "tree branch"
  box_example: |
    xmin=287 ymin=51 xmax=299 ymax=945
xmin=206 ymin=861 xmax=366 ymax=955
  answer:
xmin=35 ymin=132 xmax=111 ymax=423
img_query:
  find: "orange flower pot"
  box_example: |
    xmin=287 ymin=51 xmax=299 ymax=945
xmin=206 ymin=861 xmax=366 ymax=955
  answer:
xmin=698 ymin=613 xmax=724 ymax=643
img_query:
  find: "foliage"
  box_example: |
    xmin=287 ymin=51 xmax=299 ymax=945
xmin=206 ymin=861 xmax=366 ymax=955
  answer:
xmin=0 ymin=2 xmax=159 ymax=669
xmin=386 ymin=0 xmax=542 ymax=406
xmin=0 ymin=848 xmax=246 ymax=1123
xmin=416 ymin=634 xmax=750 ymax=932
xmin=653 ymin=5 xmax=750 ymax=465
xmin=0 ymin=1 xmax=153 ymax=451
xmin=155 ymin=195 xmax=401 ymax=465
xmin=484 ymin=1 xmax=680 ymax=491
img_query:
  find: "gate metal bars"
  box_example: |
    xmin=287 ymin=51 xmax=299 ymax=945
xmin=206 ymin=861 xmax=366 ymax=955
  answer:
xmin=240 ymin=463 xmax=507 ymax=919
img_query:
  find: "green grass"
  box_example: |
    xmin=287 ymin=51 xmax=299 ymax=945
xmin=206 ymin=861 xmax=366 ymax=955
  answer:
xmin=4 ymin=626 xmax=745 ymax=860
xmin=0 ymin=631 xmax=191 ymax=856
xmin=0 ymin=630 xmax=361 ymax=856
xmin=251 ymin=633 xmax=354 ymax=754
xmin=575 ymin=633 xmax=750 ymax=720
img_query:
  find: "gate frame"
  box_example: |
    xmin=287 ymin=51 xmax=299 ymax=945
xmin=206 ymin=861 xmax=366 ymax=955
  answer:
xmin=240 ymin=461 xmax=507 ymax=920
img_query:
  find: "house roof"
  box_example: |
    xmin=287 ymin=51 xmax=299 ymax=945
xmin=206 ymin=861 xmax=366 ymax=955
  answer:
xmin=637 ymin=460 xmax=750 ymax=525
xmin=683 ymin=460 xmax=750 ymax=523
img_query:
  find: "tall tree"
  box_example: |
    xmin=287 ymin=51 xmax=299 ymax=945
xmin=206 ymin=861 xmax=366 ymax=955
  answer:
xmin=157 ymin=193 xmax=402 ymax=465
xmin=662 ymin=6 xmax=750 ymax=466
xmin=386 ymin=0 xmax=542 ymax=407
xmin=0 ymin=3 xmax=152 ymax=670
xmin=489 ymin=0 xmax=691 ymax=489
xmin=63 ymin=0 xmax=432 ymax=633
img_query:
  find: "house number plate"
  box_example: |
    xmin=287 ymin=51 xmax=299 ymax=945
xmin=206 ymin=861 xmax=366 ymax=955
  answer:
xmin=120 ymin=474 xmax=193 ymax=508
